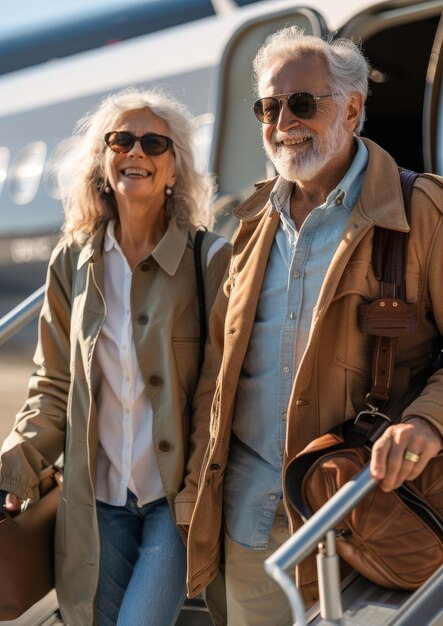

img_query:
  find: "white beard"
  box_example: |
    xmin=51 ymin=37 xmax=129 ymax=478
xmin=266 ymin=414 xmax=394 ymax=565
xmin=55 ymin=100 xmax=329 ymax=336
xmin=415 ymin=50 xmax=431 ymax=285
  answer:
xmin=265 ymin=114 xmax=347 ymax=182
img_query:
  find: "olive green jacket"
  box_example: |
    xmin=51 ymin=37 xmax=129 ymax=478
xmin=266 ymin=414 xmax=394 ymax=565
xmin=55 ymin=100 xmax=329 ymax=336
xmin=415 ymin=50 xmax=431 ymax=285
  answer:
xmin=0 ymin=217 xmax=231 ymax=626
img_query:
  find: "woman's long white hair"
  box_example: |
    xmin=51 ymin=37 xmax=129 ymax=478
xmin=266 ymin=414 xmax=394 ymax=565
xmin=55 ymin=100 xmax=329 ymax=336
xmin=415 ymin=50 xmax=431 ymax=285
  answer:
xmin=55 ymin=87 xmax=216 ymax=244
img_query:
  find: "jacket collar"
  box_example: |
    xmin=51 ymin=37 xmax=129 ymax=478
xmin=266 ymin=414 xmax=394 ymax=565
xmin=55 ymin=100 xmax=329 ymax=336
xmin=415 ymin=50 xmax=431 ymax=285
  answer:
xmin=76 ymin=217 xmax=189 ymax=276
xmin=356 ymin=137 xmax=409 ymax=232
xmin=151 ymin=217 xmax=189 ymax=276
xmin=77 ymin=222 xmax=106 ymax=270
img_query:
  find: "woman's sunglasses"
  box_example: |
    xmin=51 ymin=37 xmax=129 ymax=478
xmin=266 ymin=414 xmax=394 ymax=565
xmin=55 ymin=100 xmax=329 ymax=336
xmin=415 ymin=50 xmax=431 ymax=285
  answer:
xmin=253 ymin=92 xmax=334 ymax=124
xmin=104 ymin=131 xmax=174 ymax=156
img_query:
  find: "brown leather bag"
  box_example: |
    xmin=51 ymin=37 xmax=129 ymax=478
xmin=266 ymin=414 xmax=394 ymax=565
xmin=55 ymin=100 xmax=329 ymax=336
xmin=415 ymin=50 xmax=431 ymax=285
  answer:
xmin=0 ymin=466 xmax=62 ymax=620
xmin=285 ymin=418 xmax=443 ymax=589
xmin=285 ymin=170 xmax=443 ymax=590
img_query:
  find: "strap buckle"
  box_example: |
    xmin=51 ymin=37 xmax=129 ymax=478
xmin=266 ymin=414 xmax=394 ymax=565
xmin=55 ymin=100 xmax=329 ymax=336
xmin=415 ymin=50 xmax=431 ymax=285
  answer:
xmin=353 ymin=395 xmax=392 ymax=442
xmin=355 ymin=394 xmax=392 ymax=424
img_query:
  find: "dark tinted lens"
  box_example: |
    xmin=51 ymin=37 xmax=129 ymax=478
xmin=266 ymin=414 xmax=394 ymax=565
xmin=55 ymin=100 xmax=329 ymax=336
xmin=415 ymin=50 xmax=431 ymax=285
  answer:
xmin=253 ymin=98 xmax=280 ymax=123
xmin=287 ymin=93 xmax=317 ymax=119
xmin=141 ymin=134 xmax=170 ymax=156
xmin=105 ymin=132 xmax=135 ymax=152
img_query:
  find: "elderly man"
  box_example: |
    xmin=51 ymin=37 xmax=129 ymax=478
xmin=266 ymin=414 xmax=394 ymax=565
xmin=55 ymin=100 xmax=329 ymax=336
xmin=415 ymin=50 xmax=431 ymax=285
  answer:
xmin=175 ymin=26 xmax=443 ymax=626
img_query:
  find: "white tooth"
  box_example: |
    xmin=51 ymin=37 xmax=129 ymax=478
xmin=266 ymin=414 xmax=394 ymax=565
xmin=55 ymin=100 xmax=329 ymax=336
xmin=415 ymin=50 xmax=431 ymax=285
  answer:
xmin=124 ymin=168 xmax=148 ymax=177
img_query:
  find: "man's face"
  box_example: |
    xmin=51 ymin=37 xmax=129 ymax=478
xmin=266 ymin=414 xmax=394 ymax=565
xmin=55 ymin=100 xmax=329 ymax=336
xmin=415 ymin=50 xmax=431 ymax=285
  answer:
xmin=259 ymin=56 xmax=354 ymax=183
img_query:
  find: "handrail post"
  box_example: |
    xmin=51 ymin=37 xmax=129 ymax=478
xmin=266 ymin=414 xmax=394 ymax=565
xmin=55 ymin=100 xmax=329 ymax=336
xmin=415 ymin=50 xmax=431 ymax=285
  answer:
xmin=264 ymin=465 xmax=379 ymax=624
xmin=317 ymin=530 xmax=343 ymax=620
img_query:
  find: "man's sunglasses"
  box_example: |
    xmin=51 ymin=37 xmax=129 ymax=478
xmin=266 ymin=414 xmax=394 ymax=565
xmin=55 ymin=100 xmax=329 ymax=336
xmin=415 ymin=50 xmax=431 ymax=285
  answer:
xmin=104 ymin=131 xmax=174 ymax=156
xmin=253 ymin=92 xmax=334 ymax=124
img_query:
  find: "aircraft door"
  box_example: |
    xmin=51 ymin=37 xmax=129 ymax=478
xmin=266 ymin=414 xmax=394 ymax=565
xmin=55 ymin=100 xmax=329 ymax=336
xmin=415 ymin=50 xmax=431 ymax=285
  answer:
xmin=209 ymin=7 xmax=328 ymax=237
xmin=423 ymin=11 xmax=443 ymax=174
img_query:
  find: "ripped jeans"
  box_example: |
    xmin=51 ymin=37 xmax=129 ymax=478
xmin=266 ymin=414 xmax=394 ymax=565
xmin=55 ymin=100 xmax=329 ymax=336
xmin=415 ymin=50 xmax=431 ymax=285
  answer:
xmin=95 ymin=492 xmax=187 ymax=626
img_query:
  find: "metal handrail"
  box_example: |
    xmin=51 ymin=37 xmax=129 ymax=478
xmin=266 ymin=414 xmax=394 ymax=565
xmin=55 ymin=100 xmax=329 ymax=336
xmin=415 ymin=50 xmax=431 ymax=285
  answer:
xmin=0 ymin=284 xmax=45 ymax=347
xmin=264 ymin=464 xmax=379 ymax=625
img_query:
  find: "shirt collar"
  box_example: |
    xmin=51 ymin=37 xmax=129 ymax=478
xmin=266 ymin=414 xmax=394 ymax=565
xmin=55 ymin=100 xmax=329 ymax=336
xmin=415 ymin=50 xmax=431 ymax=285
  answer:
xmin=102 ymin=217 xmax=189 ymax=276
xmin=324 ymin=136 xmax=368 ymax=212
xmin=268 ymin=135 xmax=368 ymax=215
xmin=103 ymin=220 xmax=119 ymax=252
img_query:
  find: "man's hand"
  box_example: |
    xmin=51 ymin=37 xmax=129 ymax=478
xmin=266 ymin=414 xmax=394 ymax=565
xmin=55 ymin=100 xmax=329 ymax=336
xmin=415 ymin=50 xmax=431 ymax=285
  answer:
xmin=370 ymin=417 xmax=443 ymax=492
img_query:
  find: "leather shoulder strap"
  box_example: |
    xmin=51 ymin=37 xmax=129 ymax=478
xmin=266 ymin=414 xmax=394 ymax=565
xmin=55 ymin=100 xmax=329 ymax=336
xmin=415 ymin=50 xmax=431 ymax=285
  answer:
xmin=366 ymin=169 xmax=419 ymax=406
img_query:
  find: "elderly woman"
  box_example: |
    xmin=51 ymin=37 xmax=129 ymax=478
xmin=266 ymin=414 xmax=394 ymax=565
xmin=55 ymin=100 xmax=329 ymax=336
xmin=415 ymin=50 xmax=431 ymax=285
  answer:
xmin=0 ymin=87 xmax=230 ymax=626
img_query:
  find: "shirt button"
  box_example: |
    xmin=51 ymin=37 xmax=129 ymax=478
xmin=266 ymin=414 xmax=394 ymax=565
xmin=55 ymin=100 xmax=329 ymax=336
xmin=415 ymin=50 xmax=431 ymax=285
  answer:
xmin=283 ymin=366 xmax=290 ymax=374
xmin=158 ymin=440 xmax=170 ymax=452
xmin=149 ymin=375 xmax=162 ymax=386
xmin=289 ymin=311 xmax=295 ymax=320
xmin=140 ymin=261 xmax=152 ymax=271
xmin=293 ymin=270 xmax=300 ymax=279
xmin=137 ymin=313 xmax=149 ymax=325
xmin=270 ymin=494 xmax=276 ymax=500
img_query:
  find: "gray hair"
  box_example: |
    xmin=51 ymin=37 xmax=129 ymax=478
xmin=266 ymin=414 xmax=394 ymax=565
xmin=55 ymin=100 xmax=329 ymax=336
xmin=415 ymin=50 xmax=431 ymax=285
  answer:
xmin=252 ymin=26 xmax=370 ymax=133
xmin=55 ymin=87 xmax=215 ymax=244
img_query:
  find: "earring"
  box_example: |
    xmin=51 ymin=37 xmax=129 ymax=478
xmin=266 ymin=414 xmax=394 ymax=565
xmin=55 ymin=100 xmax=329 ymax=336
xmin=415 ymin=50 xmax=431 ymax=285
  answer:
xmin=165 ymin=185 xmax=173 ymax=197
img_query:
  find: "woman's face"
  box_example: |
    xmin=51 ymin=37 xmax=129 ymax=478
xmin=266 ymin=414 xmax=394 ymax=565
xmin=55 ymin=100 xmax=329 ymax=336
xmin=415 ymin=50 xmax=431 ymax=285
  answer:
xmin=104 ymin=108 xmax=176 ymax=210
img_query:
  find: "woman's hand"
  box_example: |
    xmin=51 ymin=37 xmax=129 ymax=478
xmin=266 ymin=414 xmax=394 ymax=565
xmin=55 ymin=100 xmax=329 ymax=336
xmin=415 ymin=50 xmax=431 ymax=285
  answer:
xmin=4 ymin=493 xmax=22 ymax=511
xmin=370 ymin=417 xmax=443 ymax=491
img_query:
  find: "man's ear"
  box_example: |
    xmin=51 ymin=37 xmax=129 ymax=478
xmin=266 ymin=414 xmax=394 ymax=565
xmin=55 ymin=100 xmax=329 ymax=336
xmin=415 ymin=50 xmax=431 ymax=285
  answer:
xmin=345 ymin=93 xmax=364 ymax=132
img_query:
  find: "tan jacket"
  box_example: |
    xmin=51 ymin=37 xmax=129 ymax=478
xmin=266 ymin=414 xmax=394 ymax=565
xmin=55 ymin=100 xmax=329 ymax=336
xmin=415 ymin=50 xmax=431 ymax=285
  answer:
xmin=175 ymin=138 xmax=443 ymax=600
xmin=0 ymin=218 xmax=231 ymax=626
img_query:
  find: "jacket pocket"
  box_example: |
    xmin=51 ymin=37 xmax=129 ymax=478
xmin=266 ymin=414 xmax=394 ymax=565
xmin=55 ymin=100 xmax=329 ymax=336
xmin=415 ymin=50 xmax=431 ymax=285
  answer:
xmin=332 ymin=260 xmax=376 ymax=302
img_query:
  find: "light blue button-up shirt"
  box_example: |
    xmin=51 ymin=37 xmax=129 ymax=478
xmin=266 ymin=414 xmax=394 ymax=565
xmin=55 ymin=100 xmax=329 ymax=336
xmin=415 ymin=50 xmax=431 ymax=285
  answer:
xmin=223 ymin=138 xmax=369 ymax=549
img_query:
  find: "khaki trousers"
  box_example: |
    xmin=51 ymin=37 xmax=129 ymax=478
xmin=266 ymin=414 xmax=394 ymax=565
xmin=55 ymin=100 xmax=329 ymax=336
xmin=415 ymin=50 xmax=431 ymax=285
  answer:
xmin=224 ymin=501 xmax=295 ymax=626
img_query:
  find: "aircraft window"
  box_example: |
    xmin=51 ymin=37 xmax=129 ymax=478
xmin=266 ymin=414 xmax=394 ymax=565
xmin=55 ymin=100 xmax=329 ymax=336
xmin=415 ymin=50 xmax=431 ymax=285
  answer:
xmin=194 ymin=113 xmax=215 ymax=174
xmin=8 ymin=141 xmax=47 ymax=205
xmin=44 ymin=138 xmax=74 ymax=200
xmin=0 ymin=147 xmax=10 ymax=195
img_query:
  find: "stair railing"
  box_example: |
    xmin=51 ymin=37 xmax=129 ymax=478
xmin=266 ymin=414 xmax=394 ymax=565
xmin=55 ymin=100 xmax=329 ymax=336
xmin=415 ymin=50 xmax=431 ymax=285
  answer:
xmin=0 ymin=285 xmax=45 ymax=347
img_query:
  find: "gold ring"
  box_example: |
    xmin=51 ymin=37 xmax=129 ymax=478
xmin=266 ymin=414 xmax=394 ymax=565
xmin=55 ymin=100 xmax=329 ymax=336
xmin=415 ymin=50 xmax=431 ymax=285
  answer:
xmin=404 ymin=450 xmax=420 ymax=463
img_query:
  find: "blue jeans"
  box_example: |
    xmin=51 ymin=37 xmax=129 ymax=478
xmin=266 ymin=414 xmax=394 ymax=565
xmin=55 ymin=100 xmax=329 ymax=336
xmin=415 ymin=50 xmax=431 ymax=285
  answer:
xmin=96 ymin=493 xmax=187 ymax=626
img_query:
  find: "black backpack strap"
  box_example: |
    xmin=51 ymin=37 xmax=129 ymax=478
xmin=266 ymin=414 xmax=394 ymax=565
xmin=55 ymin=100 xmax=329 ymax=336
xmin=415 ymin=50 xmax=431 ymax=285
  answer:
xmin=194 ymin=228 xmax=207 ymax=372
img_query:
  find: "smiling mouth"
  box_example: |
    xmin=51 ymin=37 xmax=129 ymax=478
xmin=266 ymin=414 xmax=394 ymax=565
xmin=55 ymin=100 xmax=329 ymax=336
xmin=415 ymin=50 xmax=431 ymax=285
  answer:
xmin=121 ymin=168 xmax=150 ymax=177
